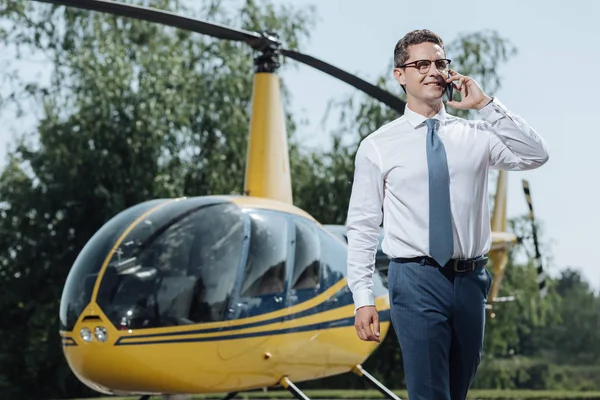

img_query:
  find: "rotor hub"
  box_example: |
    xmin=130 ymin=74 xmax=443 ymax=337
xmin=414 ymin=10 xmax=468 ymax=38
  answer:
xmin=253 ymin=30 xmax=281 ymax=73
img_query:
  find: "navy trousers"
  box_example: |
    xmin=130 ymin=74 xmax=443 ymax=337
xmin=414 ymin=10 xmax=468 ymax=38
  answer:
xmin=388 ymin=259 xmax=492 ymax=400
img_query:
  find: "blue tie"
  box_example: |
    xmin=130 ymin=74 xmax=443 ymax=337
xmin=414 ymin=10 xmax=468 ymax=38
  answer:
xmin=425 ymin=118 xmax=454 ymax=267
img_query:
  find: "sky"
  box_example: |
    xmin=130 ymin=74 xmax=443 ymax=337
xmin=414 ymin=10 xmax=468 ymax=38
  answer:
xmin=1 ymin=0 xmax=599 ymax=290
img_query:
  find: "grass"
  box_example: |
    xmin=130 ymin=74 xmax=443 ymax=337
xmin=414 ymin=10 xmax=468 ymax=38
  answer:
xmin=75 ymin=389 xmax=600 ymax=400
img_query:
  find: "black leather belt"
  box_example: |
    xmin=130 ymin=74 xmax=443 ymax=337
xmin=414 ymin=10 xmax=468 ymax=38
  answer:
xmin=392 ymin=255 xmax=488 ymax=273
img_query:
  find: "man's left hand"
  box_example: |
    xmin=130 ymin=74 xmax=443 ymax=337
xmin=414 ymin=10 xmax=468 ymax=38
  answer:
xmin=446 ymin=69 xmax=492 ymax=110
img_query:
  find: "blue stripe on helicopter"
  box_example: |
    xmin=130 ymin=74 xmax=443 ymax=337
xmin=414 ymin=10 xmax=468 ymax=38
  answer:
xmin=114 ymin=309 xmax=391 ymax=346
xmin=114 ymin=285 xmax=359 ymax=343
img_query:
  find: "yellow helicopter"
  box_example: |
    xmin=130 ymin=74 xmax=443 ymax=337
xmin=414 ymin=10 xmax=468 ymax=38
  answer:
xmin=33 ymin=1 xmax=547 ymax=399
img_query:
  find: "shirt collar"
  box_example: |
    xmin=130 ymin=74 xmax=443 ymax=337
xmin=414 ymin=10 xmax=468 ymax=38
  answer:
xmin=403 ymin=104 xmax=447 ymax=128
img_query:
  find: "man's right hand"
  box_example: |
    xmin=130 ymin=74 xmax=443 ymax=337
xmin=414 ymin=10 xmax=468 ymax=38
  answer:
xmin=354 ymin=305 xmax=380 ymax=343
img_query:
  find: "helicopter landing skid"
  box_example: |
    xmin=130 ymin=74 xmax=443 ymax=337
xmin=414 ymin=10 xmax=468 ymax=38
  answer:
xmin=352 ymin=364 xmax=402 ymax=400
xmin=137 ymin=367 xmax=399 ymax=400
xmin=279 ymin=376 xmax=310 ymax=400
xmin=222 ymin=392 xmax=239 ymax=400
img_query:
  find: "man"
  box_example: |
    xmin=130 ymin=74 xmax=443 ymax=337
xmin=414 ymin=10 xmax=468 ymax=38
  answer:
xmin=346 ymin=29 xmax=549 ymax=400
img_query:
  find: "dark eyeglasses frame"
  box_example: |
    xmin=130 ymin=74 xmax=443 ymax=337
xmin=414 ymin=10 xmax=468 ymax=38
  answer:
xmin=399 ymin=59 xmax=452 ymax=74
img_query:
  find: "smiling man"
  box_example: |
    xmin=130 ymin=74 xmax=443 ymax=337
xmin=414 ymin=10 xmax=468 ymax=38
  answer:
xmin=346 ymin=29 xmax=549 ymax=400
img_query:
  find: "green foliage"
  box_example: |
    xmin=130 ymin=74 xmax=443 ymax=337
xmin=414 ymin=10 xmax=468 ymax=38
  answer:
xmin=473 ymin=357 xmax=600 ymax=392
xmin=548 ymin=269 xmax=600 ymax=365
xmin=0 ymin=0 xmax=314 ymax=398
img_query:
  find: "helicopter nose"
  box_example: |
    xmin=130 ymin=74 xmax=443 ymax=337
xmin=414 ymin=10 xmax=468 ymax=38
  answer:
xmin=63 ymin=312 xmax=279 ymax=395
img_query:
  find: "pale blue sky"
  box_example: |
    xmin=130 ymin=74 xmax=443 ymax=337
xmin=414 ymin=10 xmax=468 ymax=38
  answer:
xmin=1 ymin=0 xmax=598 ymax=291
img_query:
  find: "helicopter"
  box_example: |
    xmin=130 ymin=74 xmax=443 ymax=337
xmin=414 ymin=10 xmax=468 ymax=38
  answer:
xmin=31 ymin=1 xmax=547 ymax=400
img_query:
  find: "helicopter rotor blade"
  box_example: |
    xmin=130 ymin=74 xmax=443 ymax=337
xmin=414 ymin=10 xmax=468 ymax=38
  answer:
xmin=522 ymin=179 xmax=547 ymax=298
xmin=281 ymin=49 xmax=406 ymax=113
xmin=32 ymin=0 xmax=407 ymax=112
xmin=33 ymin=0 xmax=264 ymax=45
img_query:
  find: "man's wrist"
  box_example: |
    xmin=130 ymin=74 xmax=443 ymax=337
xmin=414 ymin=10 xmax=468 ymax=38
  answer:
xmin=357 ymin=305 xmax=376 ymax=311
xmin=353 ymin=289 xmax=375 ymax=314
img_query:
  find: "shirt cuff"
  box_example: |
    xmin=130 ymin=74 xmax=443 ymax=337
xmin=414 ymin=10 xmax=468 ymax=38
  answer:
xmin=478 ymin=96 xmax=508 ymax=124
xmin=353 ymin=290 xmax=375 ymax=314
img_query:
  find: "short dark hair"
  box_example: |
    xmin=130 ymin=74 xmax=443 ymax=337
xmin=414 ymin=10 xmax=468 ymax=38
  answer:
xmin=394 ymin=29 xmax=444 ymax=68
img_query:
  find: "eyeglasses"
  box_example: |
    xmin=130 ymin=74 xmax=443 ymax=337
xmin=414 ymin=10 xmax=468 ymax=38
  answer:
xmin=399 ymin=59 xmax=451 ymax=74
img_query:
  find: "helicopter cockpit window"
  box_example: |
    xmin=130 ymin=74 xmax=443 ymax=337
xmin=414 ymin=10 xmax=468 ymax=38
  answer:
xmin=59 ymin=199 xmax=166 ymax=331
xmin=292 ymin=218 xmax=320 ymax=290
xmin=95 ymin=201 xmax=245 ymax=329
xmin=240 ymin=212 xmax=288 ymax=298
xmin=318 ymin=228 xmax=347 ymax=286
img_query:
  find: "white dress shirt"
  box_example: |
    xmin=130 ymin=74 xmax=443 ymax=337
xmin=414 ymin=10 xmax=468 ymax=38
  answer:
xmin=346 ymin=97 xmax=549 ymax=311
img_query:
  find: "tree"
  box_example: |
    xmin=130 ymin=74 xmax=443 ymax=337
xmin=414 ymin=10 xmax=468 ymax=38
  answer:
xmin=545 ymin=269 xmax=600 ymax=365
xmin=0 ymin=1 xmax=314 ymax=398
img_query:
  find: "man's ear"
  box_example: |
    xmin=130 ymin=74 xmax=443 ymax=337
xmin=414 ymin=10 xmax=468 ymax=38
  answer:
xmin=393 ymin=68 xmax=405 ymax=86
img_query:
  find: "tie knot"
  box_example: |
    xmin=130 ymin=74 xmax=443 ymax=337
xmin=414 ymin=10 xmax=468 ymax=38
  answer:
xmin=425 ymin=118 xmax=438 ymax=130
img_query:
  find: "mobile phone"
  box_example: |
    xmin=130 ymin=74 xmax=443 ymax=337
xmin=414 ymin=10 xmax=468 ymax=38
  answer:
xmin=445 ymin=71 xmax=453 ymax=102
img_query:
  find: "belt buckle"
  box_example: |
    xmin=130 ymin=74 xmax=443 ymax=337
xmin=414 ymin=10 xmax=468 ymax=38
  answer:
xmin=452 ymin=259 xmax=461 ymax=272
xmin=453 ymin=259 xmax=472 ymax=273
